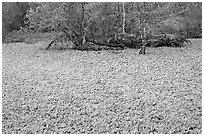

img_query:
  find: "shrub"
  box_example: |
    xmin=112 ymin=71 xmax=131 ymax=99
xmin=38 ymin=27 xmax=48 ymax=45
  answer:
xmin=107 ymin=33 xmax=142 ymax=49
xmin=146 ymin=34 xmax=191 ymax=47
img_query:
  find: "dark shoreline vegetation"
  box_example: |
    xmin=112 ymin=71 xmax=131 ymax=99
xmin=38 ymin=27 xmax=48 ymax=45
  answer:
xmin=3 ymin=31 xmax=192 ymax=52
xmin=2 ymin=39 xmax=202 ymax=134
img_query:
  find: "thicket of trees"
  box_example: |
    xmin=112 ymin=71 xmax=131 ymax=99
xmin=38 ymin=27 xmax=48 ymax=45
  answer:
xmin=2 ymin=2 xmax=202 ymax=49
xmin=25 ymin=2 xmax=202 ymax=37
xmin=2 ymin=2 xmax=30 ymax=40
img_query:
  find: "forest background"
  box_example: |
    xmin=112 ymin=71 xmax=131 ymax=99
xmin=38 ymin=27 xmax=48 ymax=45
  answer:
xmin=2 ymin=2 xmax=202 ymax=45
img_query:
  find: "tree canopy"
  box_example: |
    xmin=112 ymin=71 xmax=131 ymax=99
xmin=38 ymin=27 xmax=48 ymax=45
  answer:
xmin=2 ymin=2 xmax=202 ymax=44
xmin=25 ymin=2 xmax=201 ymax=38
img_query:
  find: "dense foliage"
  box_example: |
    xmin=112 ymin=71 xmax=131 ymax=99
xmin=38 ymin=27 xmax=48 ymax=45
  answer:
xmin=25 ymin=2 xmax=201 ymax=38
xmin=2 ymin=2 xmax=202 ymax=49
xmin=2 ymin=2 xmax=30 ymax=40
xmin=146 ymin=34 xmax=192 ymax=47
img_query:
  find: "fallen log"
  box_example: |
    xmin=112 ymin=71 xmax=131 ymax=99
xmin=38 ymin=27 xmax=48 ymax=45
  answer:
xmin=46 ymin=34 xmax=126 ymax=51
xmin=88 ymin=40 xmax=125 ymax=50
xmin=45 ymin=34 xmax=65 ymax=50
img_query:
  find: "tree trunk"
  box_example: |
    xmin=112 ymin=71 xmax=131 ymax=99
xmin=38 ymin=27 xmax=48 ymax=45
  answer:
xmin=81 ymin=2 xmax=86 ymax=46
xmin=139 ymin=43 xmax=146 ymax=54
xmin=122 ymin=2 xmax=126 ymax=34
xmin=46 ymin=34 xmax=64 ymax=50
